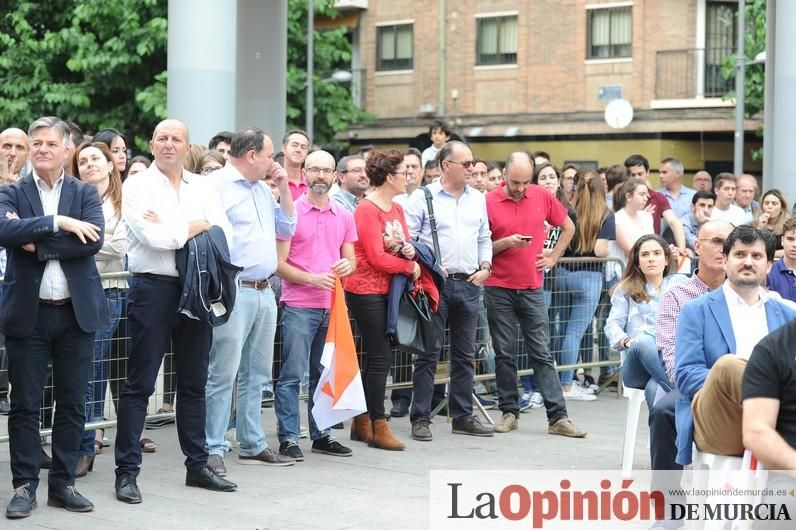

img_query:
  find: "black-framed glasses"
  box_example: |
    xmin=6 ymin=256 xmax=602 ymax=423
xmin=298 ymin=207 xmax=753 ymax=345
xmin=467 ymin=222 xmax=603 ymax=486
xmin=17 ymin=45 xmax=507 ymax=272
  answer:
xmin=446 ymin=159 xmax=476 ymax=169
xmin=340 ymin=167 xmax=366 ymax=175
xmin=697 ymin=237 xmax=726 ymax=246
xmin=306 ymin=167 xmax=335 ymax=176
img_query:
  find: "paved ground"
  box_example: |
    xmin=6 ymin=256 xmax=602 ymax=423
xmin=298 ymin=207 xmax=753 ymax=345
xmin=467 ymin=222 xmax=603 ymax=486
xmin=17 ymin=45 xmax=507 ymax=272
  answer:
xmin=0 ymin=392 xmax=649 ymax=529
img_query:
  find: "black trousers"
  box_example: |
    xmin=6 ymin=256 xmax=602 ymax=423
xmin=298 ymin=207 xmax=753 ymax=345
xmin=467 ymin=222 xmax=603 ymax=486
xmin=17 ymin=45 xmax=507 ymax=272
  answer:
xmin=649 ymin=388 xmax=684 ymax=511
xmin=114 ymin=277 xmax=211 ymax=477
xmin=7 ymin=303 xmax=93 ymax=491
xmin=411 ymin=279 xmax=480 ymax=422
xmin=346 ymin=293 xmax=394 ymax=420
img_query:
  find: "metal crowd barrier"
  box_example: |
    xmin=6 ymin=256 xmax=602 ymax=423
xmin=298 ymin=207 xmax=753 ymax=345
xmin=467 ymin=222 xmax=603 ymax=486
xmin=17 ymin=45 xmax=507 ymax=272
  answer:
xmin=0 ymin=257 xmax=625 ymax=441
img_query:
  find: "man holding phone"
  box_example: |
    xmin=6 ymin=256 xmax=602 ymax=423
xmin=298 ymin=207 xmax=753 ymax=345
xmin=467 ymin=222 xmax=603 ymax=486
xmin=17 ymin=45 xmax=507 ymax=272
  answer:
xmin=484 ymin=151 xmax=586 ymax=437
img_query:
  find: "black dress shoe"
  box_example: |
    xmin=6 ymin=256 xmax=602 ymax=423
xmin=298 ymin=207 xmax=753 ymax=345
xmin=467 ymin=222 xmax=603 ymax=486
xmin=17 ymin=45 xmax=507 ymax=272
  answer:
xmin=47 ymin=485 xmax=94 ymax=512
xmin=115 ymin=473 xmax=142 ymax=504
xmin=40 ymin=448 xmax=52 ymax=469
xmin=6 ymin=484 xmax=36 ymax=519
xmin=185 ymin=466 xmax=237 ymax=492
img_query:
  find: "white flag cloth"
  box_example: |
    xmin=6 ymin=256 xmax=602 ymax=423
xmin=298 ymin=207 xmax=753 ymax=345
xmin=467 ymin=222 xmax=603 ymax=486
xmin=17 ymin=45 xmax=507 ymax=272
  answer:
xmin=311 ymin=277 xmax=367 ymax=430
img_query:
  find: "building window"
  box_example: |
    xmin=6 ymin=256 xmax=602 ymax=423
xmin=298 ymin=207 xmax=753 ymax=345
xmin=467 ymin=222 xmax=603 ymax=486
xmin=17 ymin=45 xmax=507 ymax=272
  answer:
xmin=704 ymin=1 xmax=737 ymax=96
xmin=587 ymin=6 xmax=632 ymax=59
xmin=376 ymin=24 xmax=413 ymax=71
xmin=476 ymin=15 xmax=518 ymax=66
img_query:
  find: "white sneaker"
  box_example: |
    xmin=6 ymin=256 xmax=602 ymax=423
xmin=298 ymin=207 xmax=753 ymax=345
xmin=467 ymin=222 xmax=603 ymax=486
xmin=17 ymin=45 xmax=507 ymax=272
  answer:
xmin=528 ymin=391 xmax=544 ymax=408
xmin=562 ymin=384 xmax=597 ymax=401
xmin=576 ymin=380 xmax=598 ymax=394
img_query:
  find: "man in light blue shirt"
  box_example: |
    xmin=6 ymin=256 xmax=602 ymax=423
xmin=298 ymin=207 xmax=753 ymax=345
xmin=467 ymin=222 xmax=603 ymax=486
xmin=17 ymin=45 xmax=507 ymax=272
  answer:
xmin=404 ymin=140 xmax=494 ymax=440
xmin=205 ymin=128 xmax=297 ymax=475
xmin=657 ymin=157 xmax=695 ymax=220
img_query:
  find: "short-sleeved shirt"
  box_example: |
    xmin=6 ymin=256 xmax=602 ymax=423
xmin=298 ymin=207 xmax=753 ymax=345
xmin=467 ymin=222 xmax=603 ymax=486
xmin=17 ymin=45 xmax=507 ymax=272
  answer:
xmin=288 ymin=177 xmax=308 ymax=201
xmin=742 ymin=319 xmax=796 ymax=449
xmin=278 ymin=195 xmax=358 ymax=308
xmin=767 ymin=259 xmax=796 ymax=302
xmin=658 ymin=185 xmax=696 ymax=220
xmin=485 ymin=183 xmax=568 ymax=290
xmin=564 ymin=210 xmax=616 ymax=272
xmin=647 ymin=190 xmax=673 ymax=234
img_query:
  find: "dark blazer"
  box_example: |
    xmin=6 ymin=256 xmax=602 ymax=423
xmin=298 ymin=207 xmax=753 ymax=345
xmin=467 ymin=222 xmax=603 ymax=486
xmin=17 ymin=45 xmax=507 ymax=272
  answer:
xmin=0 ymin=173 xmax=108 ymax=336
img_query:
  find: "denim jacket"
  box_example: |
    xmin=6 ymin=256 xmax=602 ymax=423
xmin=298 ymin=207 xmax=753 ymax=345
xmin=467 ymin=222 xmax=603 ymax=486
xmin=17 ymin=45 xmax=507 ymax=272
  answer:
xmin=605 ymin=273 xmax=687 ymax=350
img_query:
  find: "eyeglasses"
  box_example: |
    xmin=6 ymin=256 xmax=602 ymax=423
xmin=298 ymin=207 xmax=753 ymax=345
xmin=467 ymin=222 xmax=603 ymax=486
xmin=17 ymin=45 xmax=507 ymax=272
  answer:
xmin=340 ymin=167 xmax=366 ymax=175
xmin=697 ymin=237 xmax=726 ymax=247
xmin=306 ymin=167 xmax=335 ymax=176
xmin=445 ymin=159 xmax=476 ymax=169
xmin=200 ymin=166 xmax=223 ymax=175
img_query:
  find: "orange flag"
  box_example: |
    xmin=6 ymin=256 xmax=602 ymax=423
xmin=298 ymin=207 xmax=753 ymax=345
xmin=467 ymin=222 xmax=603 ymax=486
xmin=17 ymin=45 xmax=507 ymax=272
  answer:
xmin=311 ymin=276 xmax=367 ymax=430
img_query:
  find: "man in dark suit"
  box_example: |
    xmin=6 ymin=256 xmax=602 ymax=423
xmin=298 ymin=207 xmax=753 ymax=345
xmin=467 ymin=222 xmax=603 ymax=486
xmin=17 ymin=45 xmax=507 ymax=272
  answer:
xmin=0 ymin=116 xmax=107 ymax=519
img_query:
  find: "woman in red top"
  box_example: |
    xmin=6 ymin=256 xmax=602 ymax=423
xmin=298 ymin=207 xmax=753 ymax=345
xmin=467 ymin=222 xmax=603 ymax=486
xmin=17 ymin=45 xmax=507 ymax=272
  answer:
xmin=346 ymin=149 xmax=420 ymax=451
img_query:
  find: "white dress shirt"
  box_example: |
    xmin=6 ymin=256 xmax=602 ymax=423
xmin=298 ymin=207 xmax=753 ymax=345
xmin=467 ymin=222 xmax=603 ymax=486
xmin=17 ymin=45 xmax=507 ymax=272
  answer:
xmin=722 ymin=281 xmax=770 ymax=360
xmin=404 ymin=181 xmax=492 ymax=274
xmin=122 ymin=164 xmax=232 ymax=277
xmin=34 ymin=171 xmax=69 ymax=300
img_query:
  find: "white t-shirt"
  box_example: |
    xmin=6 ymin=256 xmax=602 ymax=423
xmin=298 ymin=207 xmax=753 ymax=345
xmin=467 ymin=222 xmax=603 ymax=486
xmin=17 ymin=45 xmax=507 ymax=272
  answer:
xmin=608 ymin=208 xmax=654 ymax=271
xmin=710 ymin=204 xmax=750 ymax=226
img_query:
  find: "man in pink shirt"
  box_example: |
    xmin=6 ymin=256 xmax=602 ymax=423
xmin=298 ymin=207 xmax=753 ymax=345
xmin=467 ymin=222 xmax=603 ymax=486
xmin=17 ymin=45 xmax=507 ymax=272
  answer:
xmin=274 ymin=150 xmax=358 ymax=460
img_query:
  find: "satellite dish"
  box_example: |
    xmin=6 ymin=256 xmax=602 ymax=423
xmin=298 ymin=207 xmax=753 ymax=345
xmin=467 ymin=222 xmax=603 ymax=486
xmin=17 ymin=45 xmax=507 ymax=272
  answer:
xmin=604 ymin=99 xmax=634 ymax=129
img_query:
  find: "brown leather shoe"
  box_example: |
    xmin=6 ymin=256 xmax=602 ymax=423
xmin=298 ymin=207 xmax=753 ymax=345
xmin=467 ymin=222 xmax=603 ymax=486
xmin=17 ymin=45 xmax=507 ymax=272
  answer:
xmin=370 ymin=418 xmax=405 ymax=451
xmin=74 ymin=455 xmax=95 ymax=478
xmin=350 ymin=413 xmax=373 ymax=444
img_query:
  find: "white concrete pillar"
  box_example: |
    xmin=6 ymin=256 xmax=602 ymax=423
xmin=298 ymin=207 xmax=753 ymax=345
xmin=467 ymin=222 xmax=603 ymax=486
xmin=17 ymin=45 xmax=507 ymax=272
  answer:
xmin=766 ymin=0 xmax=796 ymax=202
xmin=167 ymin=0 xmax=237 ymax=146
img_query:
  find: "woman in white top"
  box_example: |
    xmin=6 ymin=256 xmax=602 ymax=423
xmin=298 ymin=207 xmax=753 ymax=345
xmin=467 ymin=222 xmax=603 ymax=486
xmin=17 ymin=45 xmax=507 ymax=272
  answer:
xmin=72 ymin=142 xmax=128 ymax=476
xmin=611 ymin=178 xmax=654 ymax=266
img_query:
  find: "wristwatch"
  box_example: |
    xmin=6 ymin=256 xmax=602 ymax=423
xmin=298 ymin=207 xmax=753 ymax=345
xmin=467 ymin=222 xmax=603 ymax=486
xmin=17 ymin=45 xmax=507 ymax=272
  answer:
xmin=480 ymin=262 xmax=492 ymax=276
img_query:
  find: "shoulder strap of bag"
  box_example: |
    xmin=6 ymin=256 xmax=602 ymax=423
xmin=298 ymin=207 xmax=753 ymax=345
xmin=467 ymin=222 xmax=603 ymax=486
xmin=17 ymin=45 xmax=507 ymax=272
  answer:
xmin=422 ymin=187 xmax=441 ymax=259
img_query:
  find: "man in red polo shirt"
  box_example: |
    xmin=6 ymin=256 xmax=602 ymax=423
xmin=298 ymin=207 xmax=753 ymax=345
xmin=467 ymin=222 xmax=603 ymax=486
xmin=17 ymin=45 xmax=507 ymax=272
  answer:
xmin=485 ymin=151 xmax=587 ymax=437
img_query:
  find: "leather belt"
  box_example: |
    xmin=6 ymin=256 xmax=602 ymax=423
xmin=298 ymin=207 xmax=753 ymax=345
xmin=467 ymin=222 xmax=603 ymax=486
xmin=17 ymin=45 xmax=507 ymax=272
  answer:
xmin=133 ymin=273 xmax=179 ymax=284
xmin=241 ymin=278 xmax=270 ymax=290
xmin=448 ymin=273 xmax=471 ymax=281
xmin=39 ymin=298 xmax=70 ymax=306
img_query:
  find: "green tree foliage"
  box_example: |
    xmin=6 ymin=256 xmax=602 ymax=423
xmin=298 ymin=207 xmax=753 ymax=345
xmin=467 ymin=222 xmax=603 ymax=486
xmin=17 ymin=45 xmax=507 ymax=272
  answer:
xmin=0 ymin=0 xmax=367 ymax=152
xmin=287 ymin=0 xmax=372 ymax=146
xmin=722 ymin=0 xmax=766 ymax=159
xmin=0 ymin=0 xmax=167 ymax=152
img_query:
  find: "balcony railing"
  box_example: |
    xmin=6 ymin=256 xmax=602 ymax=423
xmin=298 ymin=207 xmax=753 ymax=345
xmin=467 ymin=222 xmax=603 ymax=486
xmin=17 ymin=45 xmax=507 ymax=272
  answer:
xmin=655 ymin=47 xmax=735 ymax=100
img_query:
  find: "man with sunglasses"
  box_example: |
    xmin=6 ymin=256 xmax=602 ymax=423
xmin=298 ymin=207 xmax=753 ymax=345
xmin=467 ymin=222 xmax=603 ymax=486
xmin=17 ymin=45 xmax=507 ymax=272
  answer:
xmin=404 ymin=140 xmax=494 ymax=439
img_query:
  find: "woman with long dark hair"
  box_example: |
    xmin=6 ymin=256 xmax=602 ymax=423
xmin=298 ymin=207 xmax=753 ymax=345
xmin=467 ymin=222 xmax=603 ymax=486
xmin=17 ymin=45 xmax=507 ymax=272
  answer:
xmin=345 ymin=149 xmax=419 ymax=451
xmin=71 ymin=142 xmax=128 ymax=476
xmin=607 ymin=234 xmax=686 ymax=406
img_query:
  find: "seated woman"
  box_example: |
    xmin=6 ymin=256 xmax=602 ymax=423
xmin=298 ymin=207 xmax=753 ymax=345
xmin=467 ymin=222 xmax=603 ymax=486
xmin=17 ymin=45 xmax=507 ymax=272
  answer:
xmin=755 ymin=189 xmax=791 ymax=259
xmin=606 ymin=234 xmax=686 ymax=407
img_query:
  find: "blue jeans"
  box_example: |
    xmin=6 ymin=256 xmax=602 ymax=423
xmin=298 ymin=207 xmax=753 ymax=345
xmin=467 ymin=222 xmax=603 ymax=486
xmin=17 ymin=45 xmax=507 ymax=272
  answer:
xmin=205 ymin=286 xmax=277 ymax=457
xmin=555 ymin=268 xmax=602 ymax=384
xmin=80 ymin=288 xmax=123 ymax=456
xmin=274 ymin=305 xmax=330 ymax=443
xmin=621 ymin=334 xmax=672 ymax=407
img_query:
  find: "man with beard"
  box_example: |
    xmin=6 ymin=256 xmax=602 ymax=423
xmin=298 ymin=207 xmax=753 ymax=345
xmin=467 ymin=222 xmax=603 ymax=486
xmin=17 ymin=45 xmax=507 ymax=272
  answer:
xmin=674 ymin=225 xmax=796 ymax=466
xmin=274 ymin=149 xmax=358 ymax=460
xmin=332 ymin=155 xmax=368 ymax=214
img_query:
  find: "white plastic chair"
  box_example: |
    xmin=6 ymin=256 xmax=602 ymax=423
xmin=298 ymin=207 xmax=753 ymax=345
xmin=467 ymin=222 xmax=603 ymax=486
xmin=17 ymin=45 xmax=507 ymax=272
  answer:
xmin=688 ymin=446 xmax=744 ymax=530
xmin=621 ymin=386 xmax=646 ymax=478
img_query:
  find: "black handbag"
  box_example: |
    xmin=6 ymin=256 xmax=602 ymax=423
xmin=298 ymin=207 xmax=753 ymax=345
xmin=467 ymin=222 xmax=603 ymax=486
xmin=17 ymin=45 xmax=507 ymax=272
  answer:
xmin=393 ymin=285 xmax=439 ymax=356
xmin=392 ymin=187 xmax=443 ymax=356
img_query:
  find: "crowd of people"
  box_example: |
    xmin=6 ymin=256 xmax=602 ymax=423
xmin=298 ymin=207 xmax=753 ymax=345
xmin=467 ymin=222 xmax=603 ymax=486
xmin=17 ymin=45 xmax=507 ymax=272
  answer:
xmin=1 ymin=116 xmax=796 ymax=523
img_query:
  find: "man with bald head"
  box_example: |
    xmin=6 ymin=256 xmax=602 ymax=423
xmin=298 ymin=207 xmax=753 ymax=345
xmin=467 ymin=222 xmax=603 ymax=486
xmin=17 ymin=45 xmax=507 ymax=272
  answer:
xmin=405 ymin=140 xmax=495 ymax=439
xmin=273 ymin=149 xmax=357 ymax=460
xmin=204 ymin=127 xmax=298 ymax=474
xmin=115 ymin=119 xmax=236 ymax=503
xmin=485 ymin=151 xmax=585 ymax=437
xmin=0 ymin=128 xmax=29 ymax=183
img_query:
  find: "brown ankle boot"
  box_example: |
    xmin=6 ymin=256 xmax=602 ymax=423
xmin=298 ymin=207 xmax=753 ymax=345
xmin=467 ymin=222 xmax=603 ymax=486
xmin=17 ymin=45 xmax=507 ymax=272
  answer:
xmin=370 ymin=418 xmax=405 ymax=451
xmin=350 ymin=413 xmax=373 ymax=444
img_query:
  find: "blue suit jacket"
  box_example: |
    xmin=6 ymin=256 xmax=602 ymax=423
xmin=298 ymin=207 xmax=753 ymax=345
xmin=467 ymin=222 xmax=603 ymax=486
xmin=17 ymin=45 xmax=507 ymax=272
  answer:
xmin=674 ymin=287 xmax=796 ymax=465
xmin=0 ymin=173 xmax=108 ymax=336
